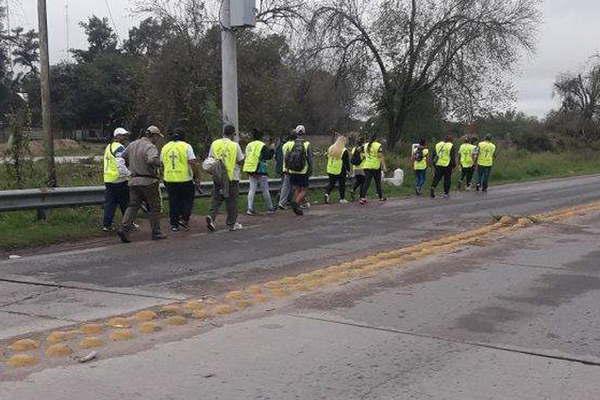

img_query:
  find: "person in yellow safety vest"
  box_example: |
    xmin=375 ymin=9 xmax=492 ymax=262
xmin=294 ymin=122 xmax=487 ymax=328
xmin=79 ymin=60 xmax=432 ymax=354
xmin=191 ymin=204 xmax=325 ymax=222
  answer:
xmin=102 ymin=127 xmax=131 ymax=232
xmin=161 ymin=128 xmax=202 ymax=232
xmin=359 ymin=133 xmax=387 ymax=205
xmin=411 ymin=138 xmax=429 ymax=196
xmin=349 ymin=134 xmax=367 ymax=201
xmin=206 ymin=124 xmax=245 ymax=232
xmin=324 ymin=133 xmax=351 ymax=204
xmin=283 ymin=125 xmax=313 ymax=216
xmin=457 ymin=136 xmax=478 ymax=191
xmin=430 ymin=135 xmax=457 ymax=199
xmin=476 ymin=134 xmax=497 ymax=193
xmin=243 ymin=129 xmax=276 ymax=216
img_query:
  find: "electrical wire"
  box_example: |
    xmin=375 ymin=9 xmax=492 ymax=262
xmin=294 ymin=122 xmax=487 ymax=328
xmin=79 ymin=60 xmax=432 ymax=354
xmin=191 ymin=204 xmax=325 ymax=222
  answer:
xmin=104 ymin=0 xmax=121 ymax=40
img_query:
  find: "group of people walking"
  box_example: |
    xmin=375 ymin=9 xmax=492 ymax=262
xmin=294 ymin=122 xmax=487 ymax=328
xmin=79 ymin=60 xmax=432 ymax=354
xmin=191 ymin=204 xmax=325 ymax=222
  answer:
xmin=101 ymin=124 xmax=495 ymax=243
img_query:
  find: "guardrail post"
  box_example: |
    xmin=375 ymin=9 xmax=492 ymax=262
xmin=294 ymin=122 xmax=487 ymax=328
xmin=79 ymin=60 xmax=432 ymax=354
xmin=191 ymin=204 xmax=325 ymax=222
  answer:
xmin=36 ymin=207 xmax=48 ymax=221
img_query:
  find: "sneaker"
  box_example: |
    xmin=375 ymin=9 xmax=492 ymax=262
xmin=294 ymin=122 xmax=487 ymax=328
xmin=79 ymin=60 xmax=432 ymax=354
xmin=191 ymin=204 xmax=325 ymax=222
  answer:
xmin=430 ymin=188 xmax=435 ymax=198
xmin=206 ymin=216 xmax=216 ymax=232
xmin=442 ymin=193 xmax=450 ymax=199
xmin=277 ymin=204 xmax=287 ymax=211
xmin=267 ymin=208 xmax=277 ymax=214
xmin=101 ymin=225 xmax=113 ymax=233
xmin=291 ymin=202 xmax=304 ymax=216
xmin=476 ymin=184 xmax=481 ymax=192
xmin=132 ymin=223 xmax=140 ymax=231
xmin=170 ymin=225 xmax=180 ymax=232
xmin=339 ymin=199 xmax=349 ymax=204
xmin=152 ymin=232 xmax=167 ymax=240
xmin=324 ymin=193 xmax=330 ymax=204
xmin=117 ymin=229 xmax=131 ymax=243
xmin=300 ymin=202 xmax=311 ymax=209
xmin=178 ymin=220 xmax=190 ymax=231
xmin=229 ymin=222 xmax=243 ymax=231
xmin=359 ymin=198 xmax=367 ymax=206
xmin=246 ymin=210 xmax=258 ymax=216
xmin=379 ymin=197 xmax=387 ymax=202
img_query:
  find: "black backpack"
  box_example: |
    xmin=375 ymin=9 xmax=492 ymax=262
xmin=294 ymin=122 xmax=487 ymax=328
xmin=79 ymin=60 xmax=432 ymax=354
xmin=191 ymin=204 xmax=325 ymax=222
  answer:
xmin=351 ymin=147 xmax=364 ymax=166
xmin=286 ymin=139 xmax=307 ymax=171
xmin=414 ymin=145 xmax=424 ymax=162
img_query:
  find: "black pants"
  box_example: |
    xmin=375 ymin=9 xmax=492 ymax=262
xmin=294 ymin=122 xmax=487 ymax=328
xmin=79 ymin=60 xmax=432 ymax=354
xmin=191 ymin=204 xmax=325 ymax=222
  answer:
xmin=103 ymin=182 xmax=129 ymax=228
xmin=361 ymin=169 xmax=383 ymax=199
xmin=432 ymin=166 xmax=453 ymax=195
xmin=325 ymin=174 xmax=347 ymax=200
xmin=353 ymin=174 xmax=365 ymax=193
xmin=459 ymin=167 xmax=474 ymax=187
xmin=165 ymin=181 xmax=196 ymax=227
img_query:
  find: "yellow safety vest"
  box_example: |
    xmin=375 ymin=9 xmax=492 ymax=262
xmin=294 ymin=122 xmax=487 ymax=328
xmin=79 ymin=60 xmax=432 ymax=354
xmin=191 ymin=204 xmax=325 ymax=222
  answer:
xmin=459 ymin=143 xmax=476 ymax=168
xmin=161 ymin=141 xmax=192 ymax=183
xmin=327 ymin=147 xmax=347 ymax=175
xmin=243 ymin=140 xmax=265 ymax=174
xmin=283 ymin=140 xmax=310 ymax=175
xmin=435 ymin=141 xmax=453 ymax=167
xmin=363 ymin=141 xmax=382 ymax=170
xmin=478 ymin=141 xmax=496 ymax=167
xmin=414 ymin=148 xmax=429 ymax=171
xmin=211 ymin=138 xmax=239 ymax=180
xmin=103 ymin=142 xmax=122 ymax=183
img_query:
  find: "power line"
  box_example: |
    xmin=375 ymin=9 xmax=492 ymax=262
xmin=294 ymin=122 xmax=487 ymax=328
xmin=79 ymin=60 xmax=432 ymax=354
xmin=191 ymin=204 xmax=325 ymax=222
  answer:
xmin=103 ymin=0 xmax=121 ymax=41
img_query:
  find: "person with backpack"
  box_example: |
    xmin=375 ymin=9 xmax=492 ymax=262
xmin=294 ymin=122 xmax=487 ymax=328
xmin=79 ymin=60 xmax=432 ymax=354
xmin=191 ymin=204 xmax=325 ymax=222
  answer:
xmin=243 ymin=129 xmax=276 ymax=215
xmin=324 ymin=133 xmax=351 ymax=204
xmin=430 ymin=135 xmax=457 ymax=199
xmin=359 ymin=134 xmax=387 ymax=205
xmin=276 ymin=132 xmax=294 ymax=210
xmin=102 ymin=127 xmax=131 ymax=232
xmin=283 ymin=125 xmax=313 ymax=216
xmin=475 ymin=134 xmax=497 ymax=192
xmin=458 ymin=136 xmax=478 ymax=191
xmin=350 ymin=135 xmax=366 ymax=200
xmin=160 ymin=128 xmax=202 ymax=232
xmin=206 ymin=125 xmax=245 ymax=232
xmin=411 ymin=138 xmax=429 ymax=196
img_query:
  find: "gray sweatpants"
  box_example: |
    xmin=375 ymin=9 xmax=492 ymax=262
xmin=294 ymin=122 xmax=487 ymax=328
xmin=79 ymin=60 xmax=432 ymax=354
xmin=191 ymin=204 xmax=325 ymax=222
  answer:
xmin=248 ymin=175 xmax=273 ymax=212
xmin=278 ymin=173 xmax=291 ymax=208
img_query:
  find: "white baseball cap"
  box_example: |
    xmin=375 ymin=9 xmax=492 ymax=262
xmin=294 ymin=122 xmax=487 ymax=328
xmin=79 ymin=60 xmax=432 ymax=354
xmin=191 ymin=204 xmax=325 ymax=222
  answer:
xmin=113 ymin=127 xmax=129 ymax=137
xmin=295 ymin=125 xmax=306 ymax=135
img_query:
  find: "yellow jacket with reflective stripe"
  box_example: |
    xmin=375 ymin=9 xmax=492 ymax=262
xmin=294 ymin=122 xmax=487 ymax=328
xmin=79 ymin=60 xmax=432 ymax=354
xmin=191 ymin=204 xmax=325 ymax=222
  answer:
xmin=161 ymin=141 xmax=192 ymax=183
xmin=478 ymin=141 xmax=496 ymax=167
xmin=103 ymin=142 xmax=122 ymax=183
xmin=243 ymin=140 xmax=265 ymax=174
xmin=435 ymin=141 xmax=453 ymax=167
xmin=363 ymin=141 xmax=382 ymax=170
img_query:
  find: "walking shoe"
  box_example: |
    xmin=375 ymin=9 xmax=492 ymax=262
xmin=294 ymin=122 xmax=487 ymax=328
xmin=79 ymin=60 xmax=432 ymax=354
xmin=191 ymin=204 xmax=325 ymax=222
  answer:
xmin=442 ymin=193 xmax=450 ymax=199
xmin=206 ymin=216 xmax=216 ymax=232
xmin=229 ymin=222 xmax=243 ymax=231
xmin=430 ymin=188 xmax=435 ymax=198
xmin=300 ymin=202 xmax=311 ymax=209
xmin=379 ymin=197 xmax=387 ymax=202
xmin=267 ymin=208 xmax=277 ymax=214
xmin=339 ymin=199 xmax=349 ymax=204
xmin=246 ymin=210 xmax=258 ymax=216
xmin=170 ymin=225 xmax=180 ymax=232
xmin=132 ymin=223 xmax=140 ymax=231
xmin=415 ymin=188 xmax=420 ymax=196
xmin=476 ymin=184 xmax=481 ymax=192
xmin=117 ymin=229 xmax=131 ymax=243
xmin=152 ymin=232 xmax=167 ymax=240
xmin=277 ymin=204 xmax=287 ymax=211
xmin=324 ymin=193 xmax=330 ymax=204
xmin=101 ymin=225 xmax=113 ymax=233
xmin=466 ymin=184 xmax=472 ymax=191
xmin=178 ymin=220 xmax=190 ymax=231
xmin=291 ymin=202 xmax=304 ymax=216
xmin=359 ymin=198 xmax=367 ymax=206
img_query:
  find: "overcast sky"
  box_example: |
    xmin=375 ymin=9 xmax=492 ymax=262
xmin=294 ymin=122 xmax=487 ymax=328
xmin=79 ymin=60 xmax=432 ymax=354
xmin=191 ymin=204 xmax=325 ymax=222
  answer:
xmin=12 ymin=0 xmax=600 ymax=119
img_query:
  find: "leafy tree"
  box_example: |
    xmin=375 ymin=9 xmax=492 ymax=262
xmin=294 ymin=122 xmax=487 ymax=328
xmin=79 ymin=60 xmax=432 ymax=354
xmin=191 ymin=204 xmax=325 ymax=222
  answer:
xmin=71 ymin=16 xmax=120 ymax=63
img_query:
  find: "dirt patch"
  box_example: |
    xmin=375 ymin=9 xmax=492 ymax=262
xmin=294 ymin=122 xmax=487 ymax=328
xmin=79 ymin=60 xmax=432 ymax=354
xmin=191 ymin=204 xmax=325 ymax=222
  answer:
xmin=0 ymin=139 xmax=83 ymax=157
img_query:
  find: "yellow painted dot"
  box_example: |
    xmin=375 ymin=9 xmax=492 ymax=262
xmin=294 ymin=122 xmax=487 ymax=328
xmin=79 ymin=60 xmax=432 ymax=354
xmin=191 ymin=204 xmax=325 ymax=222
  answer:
xmin=80 ymin=323 xmax=104 ymax=335
xmin=9 ymin=339 xmax=39 ymax=352
xmin=110 ymin=329 xmax=134 ymax=341
xmin=160 ymin=304 xmax=183 ymax=315
xmin=79 ymin=337 xmax=104 ymax=349
xmin=7 ymin=354 xmax=38 ymax=368
xmin=270 ymin=288 xmax=289 ymax=298
xmin=46 ymin=331 xmax=70 ymax=344
xmin=192 ymin=309 xmax=211 ymax=320
xmin=214 ymin=304 xmax=235 ymax=315
xmin=254 ymin=294 xmax=269 ymax=303
xmin=280 ymin=277 xmax=300 ymax=286
xmin=107 ymin=317 xmax=131 ymax=329
xmin=166 ymin=316 xmax=187 ymax=326
xmin=236 ymin=300 xmax=252 ymax=309
xmin=139 ymin=322 xmax=161 ymax=334
xmin=134 ymin=310 xmax=158 ymax=322
xmin=45 ymin=344 xmax=73 ymax=358
xmin=225 ymin=291 xmax=244 ymax=301
xmin=184 ymin=301 xmax=204 ymax=311
xmin=246 ymin=285 xmax=262 ymax=295
xmin=264 ymin=281 xmax=282 ymax=289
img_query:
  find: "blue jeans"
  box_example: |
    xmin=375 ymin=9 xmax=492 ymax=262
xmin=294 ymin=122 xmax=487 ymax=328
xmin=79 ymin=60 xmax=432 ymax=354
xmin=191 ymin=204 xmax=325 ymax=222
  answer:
xmin=478 ymin=166 xmax=492 ymax=191
xmin=103 ymin=182 xmax=129 ymax=228
xmin=415 ymin=169 xmax=427 ymax=190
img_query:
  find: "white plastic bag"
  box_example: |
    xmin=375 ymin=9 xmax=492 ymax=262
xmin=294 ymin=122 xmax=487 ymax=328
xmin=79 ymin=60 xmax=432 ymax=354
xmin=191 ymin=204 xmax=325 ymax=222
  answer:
xmin=385 ymin=168 xmax=404 ymax=187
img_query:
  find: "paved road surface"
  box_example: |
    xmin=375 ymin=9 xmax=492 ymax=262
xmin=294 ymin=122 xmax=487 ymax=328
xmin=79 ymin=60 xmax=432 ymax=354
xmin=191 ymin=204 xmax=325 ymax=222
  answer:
xmin=0 ymin=178 xmax=600 ymax=400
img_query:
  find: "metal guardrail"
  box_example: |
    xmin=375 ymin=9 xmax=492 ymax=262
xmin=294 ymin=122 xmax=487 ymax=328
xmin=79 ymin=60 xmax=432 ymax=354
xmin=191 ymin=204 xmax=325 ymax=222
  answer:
xmin=0 ymin=176 xmax=331 ymax=212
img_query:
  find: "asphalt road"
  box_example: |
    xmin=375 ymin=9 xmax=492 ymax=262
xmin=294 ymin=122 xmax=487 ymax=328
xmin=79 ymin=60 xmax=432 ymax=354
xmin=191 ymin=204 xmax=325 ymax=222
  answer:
xmin=1 ymin=175 xmax=600 ymax=398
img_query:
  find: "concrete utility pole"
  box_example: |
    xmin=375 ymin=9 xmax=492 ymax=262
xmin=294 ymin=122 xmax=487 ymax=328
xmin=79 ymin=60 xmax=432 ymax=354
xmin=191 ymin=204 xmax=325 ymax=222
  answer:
xmin=37 ymin=0 xmax=56 ymax=187
xmin=220 ymin=0 xmax=239 ymax=140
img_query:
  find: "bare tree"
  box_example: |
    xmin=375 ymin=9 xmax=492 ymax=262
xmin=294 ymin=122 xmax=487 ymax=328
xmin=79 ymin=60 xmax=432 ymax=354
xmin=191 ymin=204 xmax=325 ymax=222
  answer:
xmin=308 ymin=0 xmax=541 ymax=146
xmin=554 ymin=63 xmax=600 ymax=140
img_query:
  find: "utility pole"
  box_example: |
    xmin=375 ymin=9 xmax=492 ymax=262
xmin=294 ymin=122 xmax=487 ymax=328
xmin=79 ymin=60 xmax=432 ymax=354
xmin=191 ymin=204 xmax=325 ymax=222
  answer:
xmin=37 ymin=0 xmax=56 ymax=187
xmin=220 ymin=0 xmax=239 ymax=140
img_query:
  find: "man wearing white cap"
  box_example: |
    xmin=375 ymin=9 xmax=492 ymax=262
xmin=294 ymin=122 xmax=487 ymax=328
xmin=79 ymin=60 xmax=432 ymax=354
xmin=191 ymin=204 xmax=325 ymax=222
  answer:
xmin=117 ymin=125 xmax=166 ymax=242
xmin=102 ymin=127 xmax=131 ymax=232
